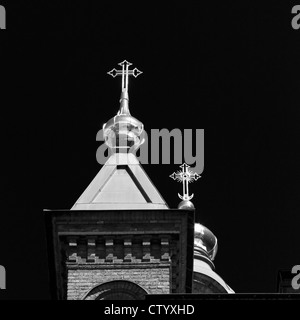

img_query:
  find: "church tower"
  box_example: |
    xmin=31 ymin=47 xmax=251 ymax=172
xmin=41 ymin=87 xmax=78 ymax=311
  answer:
xmin=45 ymin=60 xmax=233 ymax=300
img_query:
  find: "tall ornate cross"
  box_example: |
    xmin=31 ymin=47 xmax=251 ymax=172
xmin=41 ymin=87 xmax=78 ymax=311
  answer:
xmin=107 ymin=60 xmax=143 ymax=93
xmin=170 ymin=163 xmax=201 ymax=201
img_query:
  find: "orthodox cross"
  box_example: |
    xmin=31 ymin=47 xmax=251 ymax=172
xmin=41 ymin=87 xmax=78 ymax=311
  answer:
xmin=170 ymin=163 xmax=201 ymax=201
xmin=107 ymin=60 xmax=143 ymax=92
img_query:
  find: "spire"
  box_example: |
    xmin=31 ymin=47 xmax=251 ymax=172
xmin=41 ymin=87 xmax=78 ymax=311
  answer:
xmin=107 ymin=60 xmax=143 ymax=116
xmin=71 ymin=60 xmax=169 ymax=210
xmin=104 ymin=60 xmax=143 ymax=152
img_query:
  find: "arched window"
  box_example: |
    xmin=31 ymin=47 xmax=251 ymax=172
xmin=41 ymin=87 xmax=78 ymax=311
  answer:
xmin=82 ymin=280 xmax=148 ymax=300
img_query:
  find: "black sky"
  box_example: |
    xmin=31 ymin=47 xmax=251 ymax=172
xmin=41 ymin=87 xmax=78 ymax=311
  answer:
xmin=0 ymin=1 xmax=299 ymax=299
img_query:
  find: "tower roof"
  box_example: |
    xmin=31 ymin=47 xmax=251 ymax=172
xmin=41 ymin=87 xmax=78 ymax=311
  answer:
xmin=71 ymin=60 xmax=169 ymax=210
xmin=71 ymin=153 xmax=169 ymax=210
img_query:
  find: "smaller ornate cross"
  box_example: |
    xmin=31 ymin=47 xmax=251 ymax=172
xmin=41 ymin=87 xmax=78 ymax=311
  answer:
xmin=170 ymin=163 xmax=201 ymax=201
xmin=107 ymin=60 xmax=143 ymax=93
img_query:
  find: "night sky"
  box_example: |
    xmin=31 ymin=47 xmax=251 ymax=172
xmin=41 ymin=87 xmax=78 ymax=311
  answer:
xmin=0 ymin=2 xmax=299 ymax=299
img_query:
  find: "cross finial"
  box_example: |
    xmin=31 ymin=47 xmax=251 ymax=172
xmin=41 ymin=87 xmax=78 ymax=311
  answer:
xmin=107 ymin=60 xmax=143 ymax=93
xmin=170 ymin=163 xmax=201 ymax=201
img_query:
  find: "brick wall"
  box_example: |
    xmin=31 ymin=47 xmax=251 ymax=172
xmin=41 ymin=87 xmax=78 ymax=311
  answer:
xmin=67 ymin=264 xmax=171 ymax=300
xmin=46 ymin=209 xmax=194 ymax=299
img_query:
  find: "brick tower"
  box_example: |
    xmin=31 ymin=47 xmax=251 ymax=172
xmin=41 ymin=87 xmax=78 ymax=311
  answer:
xmin=45 ymin=61 xmax=194 ymax=300
xmin=45 ymin=60 xmax=233 ymax=300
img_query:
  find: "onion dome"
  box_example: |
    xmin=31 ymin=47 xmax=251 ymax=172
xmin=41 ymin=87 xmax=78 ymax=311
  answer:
xmin=103 ymin=90 xmax=144 ymax=152
xmin=194 ymin=223 xmax=218 ymax=266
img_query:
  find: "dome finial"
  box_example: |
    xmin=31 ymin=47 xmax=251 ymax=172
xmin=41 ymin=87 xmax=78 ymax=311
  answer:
xmin=118 ymin=89 xmax=130 ymax=115
xmin=107 ymin=60 xmax=143 ymax=115
xmin=104 ymin=60 xmax=144 ymax=152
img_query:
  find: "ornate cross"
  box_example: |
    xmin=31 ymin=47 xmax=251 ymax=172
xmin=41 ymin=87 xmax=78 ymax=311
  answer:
xmin=107 ymin=60 xmax=143 ymax=92
xmin=170 ymin=163 xmax=201 ymax=201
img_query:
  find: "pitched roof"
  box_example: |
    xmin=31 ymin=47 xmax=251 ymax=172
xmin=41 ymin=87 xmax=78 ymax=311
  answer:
xmin=71 ymin=153 xmax=169 ymax=210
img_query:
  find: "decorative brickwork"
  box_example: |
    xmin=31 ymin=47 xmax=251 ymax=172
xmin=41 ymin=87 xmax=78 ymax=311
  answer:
xmin=65 ymin=235 xmax=172 ymax=299
xmin=45 ymin=209 xmax=194 ymax=299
